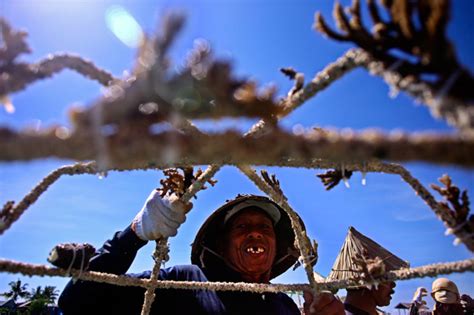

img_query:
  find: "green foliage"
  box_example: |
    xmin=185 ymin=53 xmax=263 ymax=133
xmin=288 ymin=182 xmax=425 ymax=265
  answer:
xmin=29 ymin=285 xmax=58 ymax=304
xmin=0 ymin=279 xmax=59 ymax=315
xmin=1 ymin=279 xmax=30 ymax=302
xmin=27 ymin=298 xmax=48 ymax=315
xmin=40 ymin=286 xmax=58 ymax=305
xmin=0 ymin=307 xmax=12 ymax=315
xmin=28 ymin=287 xmax=42 ymax=301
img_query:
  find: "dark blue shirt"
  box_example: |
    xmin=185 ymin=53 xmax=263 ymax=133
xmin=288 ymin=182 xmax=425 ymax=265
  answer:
xmin=59 ymin=226 xmax=300 ymax=315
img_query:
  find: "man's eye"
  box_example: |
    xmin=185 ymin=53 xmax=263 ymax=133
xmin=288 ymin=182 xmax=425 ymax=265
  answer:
xmin=236 ymin=224 xmax=247 ymax=229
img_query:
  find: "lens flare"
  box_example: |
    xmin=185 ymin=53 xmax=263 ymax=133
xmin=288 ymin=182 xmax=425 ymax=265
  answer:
xmin=105 ymin=5 xmax=143 ymax=48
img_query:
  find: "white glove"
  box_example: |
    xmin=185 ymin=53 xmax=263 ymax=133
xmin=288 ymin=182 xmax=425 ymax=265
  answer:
xmin=412 ymin=287 xmax=428 ymax=304
xmin=132 ymin=190 xmax=191 ymax=240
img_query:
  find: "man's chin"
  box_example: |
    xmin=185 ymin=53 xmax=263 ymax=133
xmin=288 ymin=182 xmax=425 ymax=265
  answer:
xmin=382 ymin=296 xmax=393 ymax=306
xmin=241 ymin=260 xmax=272 ymax=275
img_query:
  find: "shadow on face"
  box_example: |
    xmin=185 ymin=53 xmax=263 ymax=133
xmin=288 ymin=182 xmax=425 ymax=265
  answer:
xmin=220 ymin=208 xmax=277 ymax=283
xmin=372 ymin=281 xmax=396 ymax=307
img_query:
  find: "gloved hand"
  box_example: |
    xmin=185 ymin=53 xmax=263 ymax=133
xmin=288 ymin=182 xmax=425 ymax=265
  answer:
xmin=412 ymin=287 xmax=428 ymax=305
xmin=132 ymin=190 xmax=192 ymax=240
xmin=461 ymin=294 xmax=474 ymax=312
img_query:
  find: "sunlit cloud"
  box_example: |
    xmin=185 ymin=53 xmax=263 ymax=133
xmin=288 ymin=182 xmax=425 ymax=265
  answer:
xmin=392 ymin=209 xmax=435 ymax=222
xmin=19 ymin=219 xmax=79 ymax=231
xmin=105 ymin=5 xmax=143 ymax=48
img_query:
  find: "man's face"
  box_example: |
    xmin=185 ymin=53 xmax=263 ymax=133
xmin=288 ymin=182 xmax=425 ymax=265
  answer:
xmin=222 ymin=208 xmax=277 ymax=283
xmin=371 ymin=281 xmax=396 ymax=306
xmin=433 ymin=290 xmax=458 ymax=304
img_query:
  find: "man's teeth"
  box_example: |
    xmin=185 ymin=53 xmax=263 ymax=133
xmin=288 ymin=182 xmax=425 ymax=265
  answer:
xmin=246 ymin=247 xmax=265 ymax=254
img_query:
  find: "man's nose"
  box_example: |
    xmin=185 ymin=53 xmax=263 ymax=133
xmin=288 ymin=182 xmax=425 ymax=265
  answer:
xmin=247 ymin=228 xmax=263 ymax=239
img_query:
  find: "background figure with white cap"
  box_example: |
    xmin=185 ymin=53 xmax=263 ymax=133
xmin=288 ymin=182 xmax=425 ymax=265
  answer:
xmin=410 ymin=278 xmax=473 ymax=315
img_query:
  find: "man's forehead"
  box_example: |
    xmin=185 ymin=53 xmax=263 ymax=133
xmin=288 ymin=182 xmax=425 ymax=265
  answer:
xmin=227 ymin=207 xmax=274 ymax=224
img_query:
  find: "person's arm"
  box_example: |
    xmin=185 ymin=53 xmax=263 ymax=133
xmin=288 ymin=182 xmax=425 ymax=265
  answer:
xmin=461 ymin=294 xmax=474 ymax=315
xmin=409 ymin=303 xmax=420 ymax=315
xmin=303 ymin=291 xmax=345 ymax=315
xmin=86 ymin=224 xmax=148 ymax=274
xmin=58 ymin=225 xmax=148 ymax=314
xmin=409 ymin=287 xmax=428 ymax=315
xmin=58 ymin=191 xmax=192 ymax=314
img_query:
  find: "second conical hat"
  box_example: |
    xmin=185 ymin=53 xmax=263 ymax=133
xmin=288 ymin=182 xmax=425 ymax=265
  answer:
xmin=327 ymin=226 xmax=409 ymax=282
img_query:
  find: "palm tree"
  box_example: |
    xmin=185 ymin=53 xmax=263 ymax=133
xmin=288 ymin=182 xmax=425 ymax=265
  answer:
xmin=28 ymin=286 xmax=49 ymax=315
xmin=28 ymin=285 xmax=58 ymax=304
xmin=41 ymin=286 xmax=59 ymax=304
xmin=29 ymin=286 xmax=43 ymax=301
xmin=1 ymin=279 xmax=30 ymax=302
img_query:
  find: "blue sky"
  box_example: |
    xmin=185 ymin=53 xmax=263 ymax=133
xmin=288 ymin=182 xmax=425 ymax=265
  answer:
xmin=1 ymin=0 xmax=473 ymax=312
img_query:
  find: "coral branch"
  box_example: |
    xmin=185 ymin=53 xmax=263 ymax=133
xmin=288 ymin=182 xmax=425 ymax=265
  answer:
xmin=315 ymin=1 xmax=474 ymax=130
xmin=0 ymin=257 xmax=472 ymax=294
xmin=0 ymin=5 xmax=472 ymax=306
xmin=351 ymin=252 xmax=387 ymax=282
xmin=279 ymin=50 xmax=361 ymax=118
xmin=431 ymin=175 xmax=471 ymax=225
xmin=37 ymin=55 xmax=116 ymax=86
xmin=156 ymin=167 xmax=218 ymax=198
xmin=69 ymin=61 xmax=280 ymax=128
xmin=1 ymin=127 xmax=473 ymax=167
xmin=69 ymin=15 xmax=280 ymax=131
xmin=317 ymin=168 xmax=353 ymax=190
xmin=325 ymin=258 xmax=474 ymax=290
xmin=280 ymin=67 xmax=305 ymax=97
xmin=140 ymin=164 xmax=221 ymax=315
xmin=0 ymin=18 xmax=30 ymax=64
xmin=180 ymin=165 xmax=221 ymax=203
xmin=0 ymin=18 xmax=117 ymax=95
xmin=0 ymin=162 xmax=99 ymax=235
xmin=157 ymin=168 xmax=194 ymax=197
xmin=351 ymin=163 xmax=474 ymax=252
xmin=246 ymin=49 xmax=363 ymax=138
xmin=141 ymin=239 xmax=169 ymax=315
xmin=260 ymin=170 xmax=285 ymax=198
xmin=315 ymin=0 xmax=465 ymax=79
xmin=316 ymin=161 xmax=474 ymax=252
xmin=354 ymin=49 xmax=474 ymax=132
xmin=0 ymin=54 xmax=117 ymax=97
xmin=150 ymin=12 xmax=186 ymax=72
xmin=430 ymin=174 xmax=473 ymax=248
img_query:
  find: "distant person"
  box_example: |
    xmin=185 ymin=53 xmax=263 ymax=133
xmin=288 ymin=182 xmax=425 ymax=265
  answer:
xmin=58 ymin=191 xmax=344 ymax=314
xmin=410 ymin=287 xmax=431 ymax=315
xmin=410 ymin=278 xmax=472 ymax=315
xmin=326 ymin=227 xmax=410 ymax=315
xmin=343 ymin=281 xmax=397 ymax=315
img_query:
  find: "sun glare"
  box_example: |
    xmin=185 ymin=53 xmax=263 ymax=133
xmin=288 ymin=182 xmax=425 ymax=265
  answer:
xmin=105 ymin=5 xmax=143 ymax=48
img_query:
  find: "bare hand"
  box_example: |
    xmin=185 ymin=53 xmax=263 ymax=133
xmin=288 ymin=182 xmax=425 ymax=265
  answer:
xmin=303 ymin=291 xmax=344 ymax=315
xmin=412 ymin=287 xmax=428 ymax=304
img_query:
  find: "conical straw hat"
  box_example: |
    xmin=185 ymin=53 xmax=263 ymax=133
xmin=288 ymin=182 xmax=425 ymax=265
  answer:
xmin=327 ymin=226 xmax=409 ymax=282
